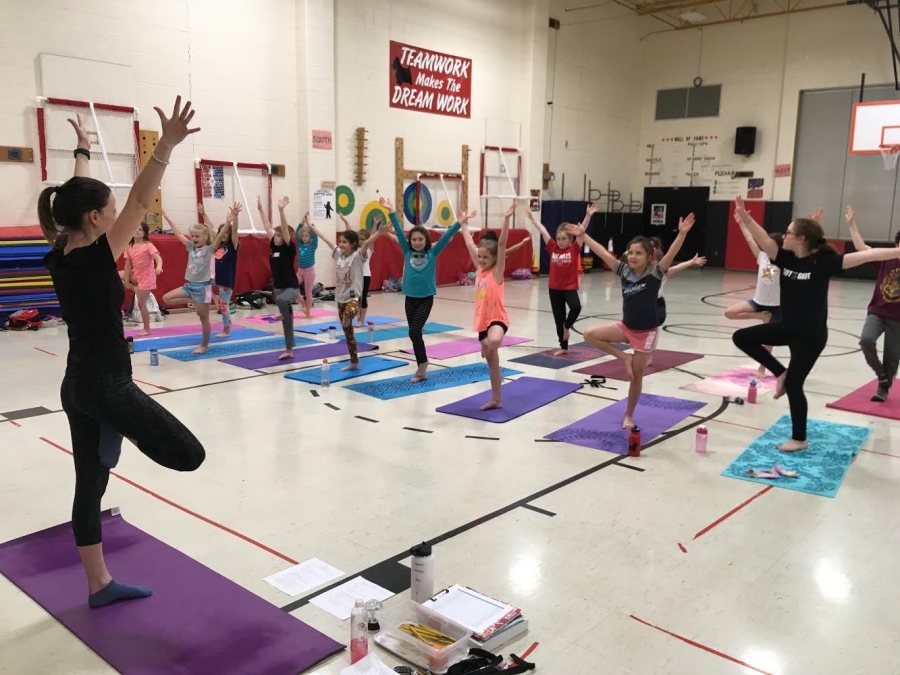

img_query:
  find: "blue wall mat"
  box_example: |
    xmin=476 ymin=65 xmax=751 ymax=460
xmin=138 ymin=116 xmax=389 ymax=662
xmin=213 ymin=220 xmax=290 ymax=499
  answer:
xmin=285 ymin=356 xmax=408 ymax=384
xmin=721 ymin=415 xmax=871 ymax=498
xmin=133 ymin=328 xmax=272 ymax=352
xmin=339 ymin=322 xmax=461 ymax=343
xmin=345 ymin=363 xmax=522 ymax=400
xmin=161 ymin=336 xmax=317 ymax=362
xmin=296 ymin=315 xmax=402 ymax=334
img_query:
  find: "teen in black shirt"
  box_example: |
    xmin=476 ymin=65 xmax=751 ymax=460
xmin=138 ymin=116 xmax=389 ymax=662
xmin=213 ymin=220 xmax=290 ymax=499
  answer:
xmin=732 ymin=196 xmax=900 ymax=451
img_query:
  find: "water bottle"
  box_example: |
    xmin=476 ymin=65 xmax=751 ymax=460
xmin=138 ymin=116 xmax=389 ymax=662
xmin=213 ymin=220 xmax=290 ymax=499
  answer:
xmin=628 ymin=426 xmax=641 ymax=457
xmin=126 ymin=336 xmax=134 ymax=354
xmin=747 ymin=379 xmax=758 ymax=404
xmin=367 ymin=321 xmax=375 ymax=342
xmin=410 ymin=542 xmax=434 ymax=604
xmin=350 ymin=599 xmax=368 ymax=664
xmin=320 ymin=359 xmax=330 ymax=387
xmin=327 ymin=325 xmax=336 ymax=341
xmin=695 ymin=425 xmax=708 ymax=455
xmin=149 ymin=349 xmax=159 ymax=367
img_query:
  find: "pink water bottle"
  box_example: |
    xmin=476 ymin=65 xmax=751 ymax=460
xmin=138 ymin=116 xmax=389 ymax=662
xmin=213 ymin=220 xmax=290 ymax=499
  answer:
xmin=350 ymin=599 xmax=368 ymax=663
xmin=747 ymin=379 xmax=758 ymax=404
xmin=695 ymin=426 xmax=708 ymax=455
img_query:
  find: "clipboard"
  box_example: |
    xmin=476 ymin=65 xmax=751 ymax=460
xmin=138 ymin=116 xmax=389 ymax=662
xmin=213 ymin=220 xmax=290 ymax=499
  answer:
xmin=422 ymin=584 xmax=521 ymax=642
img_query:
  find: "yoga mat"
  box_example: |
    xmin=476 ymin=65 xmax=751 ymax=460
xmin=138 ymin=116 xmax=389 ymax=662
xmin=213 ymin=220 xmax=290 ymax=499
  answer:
xmin=544 ymin=393 xmax=705 ymax=454
xmin=346 ymin=363 xmax=522 ymax=400
xmin=285 ymin=355 xmax=408 ymax=384
xmin=508 ymin=342 xmax=628 ymax=370
xmin=133 ymin=327 xmax=271 ymax=352
xmin=721 ymin=415 xmax=870 ymax=498
xmin=0 ymin=511 xmax=343 ymax=674
xmin=340 ymin=322 xmax=460 ymax=343
xmin=220 ymin=340 xmax=377 ymax=369
xmin=681 ymin=366 xmax=776 ymax=398
xmin=404 ymin=335 xmax=533 ymax=359
xmin=826 ymin=379 xmax=900 ymax=421
xmin=575 ymin=349 xmax=703 ymax=381
xmin=125 ymin=322 xmax=224 ymax=339
xmin=162 ymin=336 xmax=318 ymax=362
xmin=297 ymin=315 xmax=402 ymax=334
xmin=436 ymin=376 xmax=581 ymax=423
xmin=239 ymin=308 xmax=335 ymax=324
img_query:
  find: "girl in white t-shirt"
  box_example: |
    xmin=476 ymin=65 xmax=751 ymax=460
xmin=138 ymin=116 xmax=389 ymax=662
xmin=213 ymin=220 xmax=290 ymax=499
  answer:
xmin=724 ymin=210 xmax=784 ymax=378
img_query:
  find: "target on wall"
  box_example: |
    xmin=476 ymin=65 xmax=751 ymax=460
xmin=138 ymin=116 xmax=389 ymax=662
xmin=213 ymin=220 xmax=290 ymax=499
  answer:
xmin=436 ymin=199 xmax=455 ymax=227
xmin=359 ymin=200 xmax=389 ymax=231
xmin=403 ymin=182 xmax=432 ymax=225
xmin=335 ymin=185 xmax=355 ymax=215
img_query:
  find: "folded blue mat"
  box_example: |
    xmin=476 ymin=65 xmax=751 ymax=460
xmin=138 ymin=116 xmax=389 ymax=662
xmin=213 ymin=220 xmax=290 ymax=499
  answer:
xmin=161 ymin=336 xmax=317 ymax=361
xmin=345 ymin=363 xmax=522 ymax=400
xmin=285 ymin=356 xmax=408 ymax=384
xmin=133 ymin=328 xmax=272 ymax=352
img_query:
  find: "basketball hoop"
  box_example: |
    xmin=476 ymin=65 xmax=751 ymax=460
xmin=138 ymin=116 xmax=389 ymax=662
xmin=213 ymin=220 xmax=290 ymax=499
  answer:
xmin=881 ymin=144 xmax=900 ymax=171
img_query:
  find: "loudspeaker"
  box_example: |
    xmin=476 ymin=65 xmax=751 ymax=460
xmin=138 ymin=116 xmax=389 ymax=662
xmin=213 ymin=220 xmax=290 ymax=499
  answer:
xmin=735 ymin=127 xmax=757 ymax=156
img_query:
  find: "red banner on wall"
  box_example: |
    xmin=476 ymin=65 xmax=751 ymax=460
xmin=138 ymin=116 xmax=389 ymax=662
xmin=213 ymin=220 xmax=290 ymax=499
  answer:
xmin=389 ymin=40 xmax=472 ymax=119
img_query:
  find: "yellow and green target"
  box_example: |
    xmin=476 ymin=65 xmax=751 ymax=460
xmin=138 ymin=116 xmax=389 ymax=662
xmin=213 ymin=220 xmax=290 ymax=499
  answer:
xmin=335 ymin=185 xmax=355 ymax=215
xmin=436 ymin=200 xmax=455 ymax=227
xmin=359 ymin=200 xmax=389 ymax=231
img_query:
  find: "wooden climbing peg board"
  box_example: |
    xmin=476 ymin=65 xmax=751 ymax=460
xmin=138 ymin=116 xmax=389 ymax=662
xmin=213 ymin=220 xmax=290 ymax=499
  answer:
xmin=394 ymin=137 xmax=469 ymax=227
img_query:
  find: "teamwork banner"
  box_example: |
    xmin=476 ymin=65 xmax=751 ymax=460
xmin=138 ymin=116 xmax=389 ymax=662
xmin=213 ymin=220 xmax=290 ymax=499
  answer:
xmin=389 ymin=40 xmax=472 ymax=118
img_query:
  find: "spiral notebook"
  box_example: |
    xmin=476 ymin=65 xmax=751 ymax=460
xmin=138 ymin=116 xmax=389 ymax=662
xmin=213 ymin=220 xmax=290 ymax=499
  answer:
xmin=423 ymin=584 xmax=521 ymax=642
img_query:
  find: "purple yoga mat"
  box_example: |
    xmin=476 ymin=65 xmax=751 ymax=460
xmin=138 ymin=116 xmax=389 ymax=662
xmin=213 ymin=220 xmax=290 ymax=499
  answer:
xmin=220 ymin=340 xmax=377 ymax=369
xmin=436 ymin=376 xmax=581 ymax=423
xmin=574 ymin=349 xmax=703 ymax=381
xmin=124 ymin=322 xmax=224 ymax=338
xmin=545 ymin=393 xmax=706 ymax=454
xmin=0 ymin=512 xmax=343 ymax=674
xmin=508 ymin=342 xmax=628 ymax=370
xmin=404 ymin=335 xmax=533 ymax=360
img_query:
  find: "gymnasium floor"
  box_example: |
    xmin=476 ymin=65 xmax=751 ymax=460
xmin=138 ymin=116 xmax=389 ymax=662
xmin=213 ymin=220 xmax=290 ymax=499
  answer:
xmin=2 ymin=268 xmax=899 ymax=675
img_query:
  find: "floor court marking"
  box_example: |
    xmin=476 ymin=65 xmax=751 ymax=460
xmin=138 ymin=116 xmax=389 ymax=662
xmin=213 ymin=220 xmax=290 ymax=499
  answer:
xmin=37 ymin=436 xmax=299 ymax=566
xmin=692 ymin=485 xmax=773 ymax=541
xmin=629 ymin=615 xmax=775 ymax=675
xmin=33 ymin=347 xmax=56 ymax=356
xmin=861 ymin=448 xmax=900 ymax=460
xmin=133 ymin=378 xmax=170 ymax=392
xmin=677 ymin=542 xmax=687 ymax=553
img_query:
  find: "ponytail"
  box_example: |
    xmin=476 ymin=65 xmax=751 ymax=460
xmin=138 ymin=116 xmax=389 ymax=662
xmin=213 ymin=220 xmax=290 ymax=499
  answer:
xmin=38 ymin=186 xmax=61 ymax=244
xmin=790 ymin=217 xmax=836 ymax=256
xmin=813 ymin=238 xmax=837 ymax=256
xmin=35 ymin=177 xmax=111 ymax=246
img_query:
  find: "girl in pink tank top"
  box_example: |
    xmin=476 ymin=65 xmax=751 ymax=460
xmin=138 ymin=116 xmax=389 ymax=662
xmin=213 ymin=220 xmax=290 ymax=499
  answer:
xmin=461 ymin=204 xmax=515 ymax=411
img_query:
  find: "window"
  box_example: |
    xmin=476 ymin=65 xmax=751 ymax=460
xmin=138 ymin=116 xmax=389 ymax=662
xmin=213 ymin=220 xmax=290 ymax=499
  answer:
xmin=655 ymin=85 xmax=721 ymax=120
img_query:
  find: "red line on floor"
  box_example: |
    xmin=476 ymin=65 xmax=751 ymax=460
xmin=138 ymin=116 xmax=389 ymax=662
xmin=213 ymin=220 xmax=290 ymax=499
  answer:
xmin=516 ymin=642 xmax=538 ymax=662
xmin=678 ymin=542 xmax=687 ymax=553
xmin=692 ymin=485 xmax=773 ymax=541
xmin=630 ymin=615 xmax=774 ymax=675
xmin=34 ymin=347 xmax=56 ymax=356
xmin=132 ymin=378 xmax=170 ymax=392
xmin=9 ymin=420 xmax=21 ymax=427
xmin=38 ymin=436 xmax=299 ymax=566
xmin=861 ymin=448 xmax=900 ymax=460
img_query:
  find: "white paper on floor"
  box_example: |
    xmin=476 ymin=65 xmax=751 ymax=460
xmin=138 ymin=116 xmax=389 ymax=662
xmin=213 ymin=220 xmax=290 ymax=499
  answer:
xmin=263 ymin=558 xmax=345 ymax=597
xmin=309 ymin=576 xmax=394 ymax=620
xmin=339 ymin=652 xmax=397 ymax=675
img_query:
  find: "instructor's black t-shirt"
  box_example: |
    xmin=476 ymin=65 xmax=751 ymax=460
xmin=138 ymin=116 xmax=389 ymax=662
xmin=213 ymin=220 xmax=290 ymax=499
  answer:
xmin=775 ymin=249 xmax=844 ymax=333
xmin=44 ymin=234 xmax=131 ymax=376
xmin=270 ymin=238 xmax=299 ymax=289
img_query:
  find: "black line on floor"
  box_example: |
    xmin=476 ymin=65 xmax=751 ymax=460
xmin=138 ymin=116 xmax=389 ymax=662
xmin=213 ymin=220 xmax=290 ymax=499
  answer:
xmin=521 ymin=503 xmax=556 ymax=517
xmin=465 ymin=435 xmax=499 ymax=441
xmin=403 ymin=426 xmax=433 ymax=433
xmin=673 ymin=367 xmax=705 ymax=380
xmin=534 ymin=439 xmax=558 ymax=442
xmin=615 ymin=462 xmax=645 ymax=473
xmin=325 ymin=403 xmax=340 ymax=411
xmin=355 ymin=415 xmax=379 ymax=423
xmin=310 ymin=390 xmax=319 ymax=397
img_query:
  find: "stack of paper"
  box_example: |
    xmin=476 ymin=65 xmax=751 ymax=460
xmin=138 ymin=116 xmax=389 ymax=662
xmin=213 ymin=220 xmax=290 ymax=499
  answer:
xmin=422 ymin=584 xmax=528 ymax=651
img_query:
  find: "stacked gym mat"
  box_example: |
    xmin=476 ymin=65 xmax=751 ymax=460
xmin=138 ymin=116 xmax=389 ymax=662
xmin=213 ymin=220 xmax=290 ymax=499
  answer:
xmin=0 ymin=226 xmax=57 ymax=323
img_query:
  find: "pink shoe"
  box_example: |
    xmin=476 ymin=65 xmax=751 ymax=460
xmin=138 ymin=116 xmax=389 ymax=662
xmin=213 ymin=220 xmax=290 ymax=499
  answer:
xmin=746 ymin=468 xmax=779 ymax=479
xmin=773 ymin=465 xmax=798 ymax=478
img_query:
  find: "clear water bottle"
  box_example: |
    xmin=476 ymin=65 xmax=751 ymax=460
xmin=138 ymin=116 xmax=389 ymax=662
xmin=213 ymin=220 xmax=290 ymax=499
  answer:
xmin=350 ymin=599 xmax=368 ymax=664
xmin=327 ymin=325 xmax=336 ymax=341
xmin=149 ymin=349 xmax=159 ymax=367
xmin=320 ymin=358 xmax=330 ymax=387
xmin=695 ymin=425 xmax=708 ymax=455
xmin=367 ymin=321 xmax=374 ymax=342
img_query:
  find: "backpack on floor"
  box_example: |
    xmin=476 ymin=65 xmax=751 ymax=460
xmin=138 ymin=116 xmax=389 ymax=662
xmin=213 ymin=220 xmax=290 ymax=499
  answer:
xmin=233 ymin=291 xmax=267 ymax=310
xmin=447 ymin=648 xmax=535 ymax=675
xmin=4 ymin=309 xmax=43 ymax=331
xmin=511 ymin=268 xmax=532 ymax=280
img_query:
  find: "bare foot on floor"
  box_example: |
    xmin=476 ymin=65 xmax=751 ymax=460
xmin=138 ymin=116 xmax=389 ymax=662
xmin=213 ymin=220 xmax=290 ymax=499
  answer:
xmin=774 ymin=372 xmax=787 ymax=399
xmin=278 ymin=351 xmax=293 ymax=361
xmin=778 ymin=439 xmax=808 ymax=452
xmin=191 ymin=346 xmax=209 ymax=355
xmin=137 ymin=329 xmax=151 ymax=337
xmin=410 ymin=364 xmax=429 ymax=383
xmin=623 ymin=354 xmax=635 ymax=380
xmin=480 ymin=400 xmax=502 ymax=410
xmin=756 ymin=365 xmax=767 ymax=379
xmin=622 ymin=415 xmax=634 ymax=430
xmin=215 ymin=331 xmax=231 ymax=338
xmin=341 ymin=363 xmax=360 ymax=372
xmin=553 ymin=348 xmax=568 ymax=356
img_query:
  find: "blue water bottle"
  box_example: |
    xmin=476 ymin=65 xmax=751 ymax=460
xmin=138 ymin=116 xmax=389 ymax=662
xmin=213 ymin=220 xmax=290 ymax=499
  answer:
xmin=149 ymin=349 xmax=159 ymax=367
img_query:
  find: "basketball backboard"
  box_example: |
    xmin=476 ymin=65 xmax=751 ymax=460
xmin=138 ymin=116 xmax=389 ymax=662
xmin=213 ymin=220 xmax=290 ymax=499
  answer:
xmin=849 ymin=101 xmax=900 ymax=154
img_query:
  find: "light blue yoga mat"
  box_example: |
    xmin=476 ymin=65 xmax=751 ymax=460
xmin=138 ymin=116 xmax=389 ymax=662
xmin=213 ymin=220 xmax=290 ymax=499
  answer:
xmin=284 ymin=356 xmax=408 ymax=385
xmin=338 ymin=322 xmax=461 ymax=343
xmin=296 ymin=315 xmax=402 ymax=334
xmin=721 ymin=415 xmax=871 ymax=498
xmin=133 ymin=328 xmax=271 ymax=352
xmin=161 ymin=336 xmax=318 ymax=362
xmin=345 ymin=363 xmax=522 ymax=400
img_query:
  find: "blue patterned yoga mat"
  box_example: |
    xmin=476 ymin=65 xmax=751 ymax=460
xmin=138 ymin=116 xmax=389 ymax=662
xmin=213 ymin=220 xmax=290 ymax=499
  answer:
xmin=345 ymin=363 xmax=522 ymax=400
xmin=161 ymin=336 xmax=318 ymax=362
xmin=338 ymin=322 xmax=460 ymax=343
xmin=133 ymin=328 xmax=271 ymax=352
xmin=285 ymin=356 xmax=408 ymax=384
xmin=721 ymin=416 xmax=871 ymax=498
xmin=296 ymin=315 xmax=402 ymax=334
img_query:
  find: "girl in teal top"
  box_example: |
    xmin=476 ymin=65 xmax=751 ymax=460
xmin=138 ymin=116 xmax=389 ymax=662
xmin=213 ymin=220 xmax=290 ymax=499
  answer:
xmin=295 ymin=212 xmax=319 ymax=318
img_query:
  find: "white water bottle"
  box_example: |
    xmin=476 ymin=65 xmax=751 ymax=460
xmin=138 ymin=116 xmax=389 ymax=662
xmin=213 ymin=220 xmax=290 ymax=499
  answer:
xmin=321 ymin=358 xmax=330 ymax=387
xmin=410 ymin=542 xmax=434 ymax=603
xmin=367 ymin=321 xmax=374 ymax=342
xmin=350 ymin=599 xmax=368 ymax=664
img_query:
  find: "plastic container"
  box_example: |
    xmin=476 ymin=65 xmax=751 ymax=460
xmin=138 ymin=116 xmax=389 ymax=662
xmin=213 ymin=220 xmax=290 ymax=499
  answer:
xmin=126 ymin=336 xmax=134 ymax=354
xmin=628 ymin=426 xmax=641 ymax=457
xmin=350 ymin=599 xmax=368 ymax=664
xmin=373 ymin=600 xmax=472 ymax=675
xmin=149 ymin=349 xmax=159 ymax=367
xmin=328 ymin=326 xmax=336 ymax=341
xmin=367 ymin=321 xmax=375 ymax=342
xmin=321 ymin=359 xmax=330 ymax=387
xmin=747 ymin=379 xmax=758 ymax=404
xmin=695 ymin=425 xmax=708 ymax=455
xmin=409 ymin=542 xmax=434 ymax=603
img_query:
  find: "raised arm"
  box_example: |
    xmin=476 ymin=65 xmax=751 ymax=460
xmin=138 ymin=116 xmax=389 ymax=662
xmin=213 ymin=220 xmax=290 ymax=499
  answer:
xmin=505 ymin=237 xmax=528 ymax=257
xmin=161 ymin=208 xmax=190 ymax=246
xmin=276 ymin=197 xmax=294 ymax=242
xmin=843 ymin=246 xmax=900 ymax=270
xmin=734 ymin=196 xmax=778 ymax=260
xmin=734 ymin=210 xmax=761 ymax=258
xmin=382 ymin=197 xmax=410 ymax=254
xmin=844 ymin=206 xmax=870 ymax=252
xmin=360 ymin=221 xmax=387 ymax=258
xmin=338 ymin=212 xmax=350 ymax=231
xmin=525 ymin=210 xmax=551 ymax=244
xmin=68 ymin=115 xmax=91 ymax=179
xmin=108 ymin=97 xmax=199 ymax=260
xmin=306 ymin=218 xmax=335 ymax=251
xmin=493 ymin=205 xmax=513 ymax=282
xmin=257 ymin=196 xmax=274 ymax=239
xmin=458 ymin=211 xmax=480 ymax=267
xmin=667 ymin=253 xmax=706 ymax=276
xmin=566 ymin=203 xmax=618 ymax=269
xmin=658 ymin=214 xmax=695 ymax=272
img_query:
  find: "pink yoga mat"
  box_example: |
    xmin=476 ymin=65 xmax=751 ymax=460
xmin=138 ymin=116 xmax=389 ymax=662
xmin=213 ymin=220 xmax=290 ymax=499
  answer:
xmin=124 ymin=322 xmax=224 ymax=338
xmin=826 ymin=379 xmax=900 ymax=420
xmin=681 ymin=366 xmax=775 ymax=398
xmin=575 ymin=350 xmax=702 ymax=381
xmin=403 ymin=336 xmax=532 ymax=360
xmin=238 ymin=308 xmax=335 ymax=324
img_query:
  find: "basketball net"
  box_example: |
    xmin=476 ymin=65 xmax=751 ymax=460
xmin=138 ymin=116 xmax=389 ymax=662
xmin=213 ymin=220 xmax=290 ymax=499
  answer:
xmin=881 ymin=145 xmax=900 ymax=171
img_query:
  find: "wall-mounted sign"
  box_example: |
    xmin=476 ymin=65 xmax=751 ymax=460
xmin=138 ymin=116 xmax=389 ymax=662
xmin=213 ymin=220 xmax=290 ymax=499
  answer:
xmin=389 ymin=40 xmax=472 ymax=119
xmin=312 ymin=130 xmax=332 ymax=150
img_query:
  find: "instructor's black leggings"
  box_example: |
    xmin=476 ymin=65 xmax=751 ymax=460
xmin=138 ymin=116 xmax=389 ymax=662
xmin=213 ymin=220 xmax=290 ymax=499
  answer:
xmin=61 ymin=372 xmax=205 ymax=547
xmin=549 ymin=289 xmax=581 ymax=349
xmin=732 ymin=323 xmax=827 ymax=442
xmin=405 ymin=295 xmax=434 ymax=364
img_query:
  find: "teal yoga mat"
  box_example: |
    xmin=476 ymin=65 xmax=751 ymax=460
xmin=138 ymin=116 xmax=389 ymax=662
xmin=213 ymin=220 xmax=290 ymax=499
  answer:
xmin=133 ymin=328 xmax=271 ymax=352
xmin=161 ymin=336 xmax=318 ymax=362
xmin=338 ymin=322 xmax=460 ymax=343
xmin=345 ymin=363 xmax=522 ymax=400
xmin=296 ymin=315 xmax=402 ymax=334
xmin=284 ymin=356 xmax=408 ymax=384
xmin=721 ymin=415 xmax=871 ymax=498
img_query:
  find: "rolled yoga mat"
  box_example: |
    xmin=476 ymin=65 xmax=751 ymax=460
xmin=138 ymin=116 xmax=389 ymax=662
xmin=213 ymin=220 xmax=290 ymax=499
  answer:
xmin=161 ymin=336 xmax=318 ymax=362
xmin=826 ymin=379 xmax=900 ymax=421
xmin=575 ymin=349 xmax=703 ymax=381
xmin=125 ymin=322 xmax=225 ymax=339
xmin=404 ymin=335 xmax=533 ymax=360
xmin=436 ymin=376 xmax=581 ymax=423
xmin=721 ymin=415 xmax=870 ymax=498
xmin=220 ymin=340 xmax=377 ymax=369
xmin=285 ymin=355 xmax=408 ymax=384
xmin=508 ymin=342 xmax=628 ymax=370
xmin=239 ymin=308 xmax=336 ymax=324
xmin=133 ymin=327 xmax=271 ymax=352
xmin=0 ymin=511 xmax=344 ymax=674
xmin=296 ymin=315 xmax=402 ymax=334
xmin=346 ymin=363 xmax=522 ymax=400
xmin=544 ymin=393 xmax=706 ymax=454
xmin=681 ymin=365 xmax=776 ymax=398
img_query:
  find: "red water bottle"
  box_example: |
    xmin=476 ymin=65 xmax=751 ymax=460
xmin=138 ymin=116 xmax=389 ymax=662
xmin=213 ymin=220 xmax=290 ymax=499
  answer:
xmin=628 ymin=426 xmax=641 ymax=457
xmin=747 ymin=379 xmax=758 ymax=404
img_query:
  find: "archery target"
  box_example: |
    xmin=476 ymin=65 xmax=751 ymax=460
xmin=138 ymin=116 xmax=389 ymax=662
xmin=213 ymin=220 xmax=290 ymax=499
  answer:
xmin=360 ymin=200 xmax=389 ymax=231
xmin=403 ymin=182 xmax=432 ymax=224
xmin=335 ymin=185 xmax=355 ymax=215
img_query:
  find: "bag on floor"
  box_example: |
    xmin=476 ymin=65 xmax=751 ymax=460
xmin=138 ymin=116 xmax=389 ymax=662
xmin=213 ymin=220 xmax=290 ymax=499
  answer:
xmin=447 ymin=647 xmax=535 ymax=675
xmin=233 ymin=291 xmax=267 ymax=310
xmin=312 ymin=282 xmax=325 ymax=298
xmin=4 ymin=309 xmax=43 ymax=331
xmin=511 ymin=268 xmax=532 ymax=280
xmin=382 ymin=277 xmax=402 ymax=292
